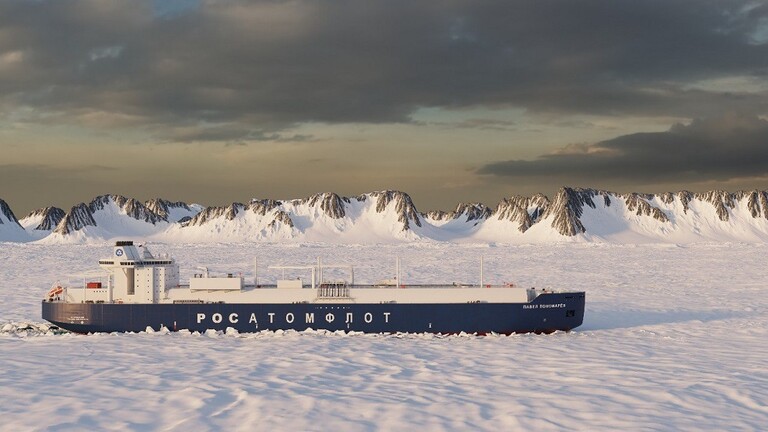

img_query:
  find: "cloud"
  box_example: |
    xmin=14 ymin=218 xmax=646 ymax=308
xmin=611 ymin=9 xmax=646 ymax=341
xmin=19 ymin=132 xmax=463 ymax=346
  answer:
xmin=157 ymin=124 xmax=314 ymax=143
xmin=478 ymin=114 xmax=768 ymax=183
xmin=0 ymin=0 xmax=767 ymax=137
xmin=420 ymin=118 xmax=518 ymax=131
xmin=89 ymin=46 xmax=123 ymax=62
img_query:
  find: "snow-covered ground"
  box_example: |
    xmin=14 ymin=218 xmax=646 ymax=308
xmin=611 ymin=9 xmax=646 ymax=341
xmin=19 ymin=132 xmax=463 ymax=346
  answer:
xmin=1 ymin=242 xmax=766 ymax=431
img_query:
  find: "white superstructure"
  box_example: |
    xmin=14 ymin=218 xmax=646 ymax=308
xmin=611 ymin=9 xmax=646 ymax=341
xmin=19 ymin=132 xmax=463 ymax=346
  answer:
xmin=48 ymin=241 xmax=538 ymax=305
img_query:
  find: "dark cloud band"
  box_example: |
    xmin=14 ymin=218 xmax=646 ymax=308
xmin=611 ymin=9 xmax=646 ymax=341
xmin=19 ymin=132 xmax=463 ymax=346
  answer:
xmin=1 ymin=0 xmax=767 ymax=139
xmin=478 ymin=114 xmax=768 ymax=183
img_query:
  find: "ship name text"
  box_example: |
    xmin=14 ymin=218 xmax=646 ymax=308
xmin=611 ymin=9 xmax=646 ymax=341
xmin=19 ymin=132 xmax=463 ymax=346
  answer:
xmin=522 ymin=303 xmax=567 ymax=309
xmin=195 ymin=311 xmax=392 ymax=326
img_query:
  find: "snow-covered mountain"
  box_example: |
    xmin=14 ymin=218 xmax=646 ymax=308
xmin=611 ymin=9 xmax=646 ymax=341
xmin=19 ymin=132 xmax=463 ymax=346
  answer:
xmin=0 ymin=198 xmax=30 ymax=242
xmin=18 ymin=207 xmax=66 ymax=240
xmin=144 ymin=199 xmax=202 ymax=223
xmin=39 ymin=195 xmax=203 ymax=243
xmin=4 ymin=187 xmax=768 ymax=243
xmin=424 ymin=202 xmax=492 ymax=225
xmin=167 ymin=191 xmax=425 ymax=243
xmin=524 ymin=187 xmax=768 ymax=243
xmin=20 ymin=207 xmax=66 ymax=232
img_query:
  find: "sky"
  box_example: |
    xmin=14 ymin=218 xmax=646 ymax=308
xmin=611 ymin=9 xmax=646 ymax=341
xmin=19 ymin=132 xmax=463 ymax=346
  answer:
xmin=2 ymin=0 xmax=768 ymax=216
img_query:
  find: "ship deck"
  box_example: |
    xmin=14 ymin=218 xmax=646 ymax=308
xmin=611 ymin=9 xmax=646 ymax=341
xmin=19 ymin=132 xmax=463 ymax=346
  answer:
xmin=162 ymin=284 xmax=534 ymax=304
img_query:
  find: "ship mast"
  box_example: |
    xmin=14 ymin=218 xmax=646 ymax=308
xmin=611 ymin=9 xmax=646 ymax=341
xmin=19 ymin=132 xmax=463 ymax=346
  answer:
xmin=480 ymin=255 xmax=484 ymax=288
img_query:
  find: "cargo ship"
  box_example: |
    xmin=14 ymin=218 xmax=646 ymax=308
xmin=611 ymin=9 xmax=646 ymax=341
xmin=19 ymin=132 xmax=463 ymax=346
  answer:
xmin=42 ymin=241 xmax=585 ymax=334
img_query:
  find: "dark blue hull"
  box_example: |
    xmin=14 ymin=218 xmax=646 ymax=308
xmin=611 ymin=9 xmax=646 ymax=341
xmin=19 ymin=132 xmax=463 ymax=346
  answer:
xmin=42 ymin=292 xmax=585 ymax=335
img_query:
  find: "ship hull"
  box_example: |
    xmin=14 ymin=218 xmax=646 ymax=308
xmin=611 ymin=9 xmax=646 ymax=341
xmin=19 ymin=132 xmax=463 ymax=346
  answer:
xmin=42 ymin=292 xmax=585 ymax=335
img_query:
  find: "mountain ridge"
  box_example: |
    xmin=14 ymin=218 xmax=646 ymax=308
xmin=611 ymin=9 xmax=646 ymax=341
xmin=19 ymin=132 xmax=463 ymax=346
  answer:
xmin=20 ymin=207 xmax=66 ymax=231
xmin=4 ymin=187 xmax=768 ymax=243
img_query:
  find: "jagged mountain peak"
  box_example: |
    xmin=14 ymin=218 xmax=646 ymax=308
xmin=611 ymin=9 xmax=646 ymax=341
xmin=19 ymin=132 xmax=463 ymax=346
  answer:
xmin=658 ymin=189 xmax=752 ymax=220
xmin=23 ymin=206 xmax=61 ymax=218
xmin=528 ymin=193 xmax=551 ymax=207
xmin=89 ymin=194 xmax=160 ymax=224
xmin=251 ymin=199 xmax=295 ymax=230
xmin=22 ymin=206 xmax=66 ymax=231
xmin=423 ymin=209 xmax=450 ymax=221
xmin=622 ymin=193 xmax=669 ymax=222
xmin=301 ymin=192 xmax=350 ymax=219
xmin=658 ymin=192 xmax=675 ymax=205
xmin=0 ymin=198 xmax=30 ymax=242
xmin=424 ymin=202 xmax=491 ymax=223
xmin=248 ymin=199 xmax=282 ymax=216
xmin=454 ymin=202 xmax=492 ymax=222
xmin=168 ymin=199 xmax=295 ymax=240
xmin=494 ymin=198 xmax=533 ymax=232
xmin=543 ymin=187 xmax=611 ymax=236
xmin=0 ymin=198 xmax=21 ymax=226
xmin=144 ymin=198 xmax=193 ymax=222
xmin=493 ymin=195 xmax=550 ymax=233
xmin=188 ymin=203 xmax=246 ymax=226
xmin=54 ymin=202 xmax=96 ymax=235
xmin=357 ymin=190 xmax=422 ymax=230
xmin=693 ymin=190 xmax=735 ymax=221
xmin=51 ymin=195 xmax=200 ymax=236
xmin=739 ymin=190 xmax=768 ymax=220
xmin=654 ymin=190 xmax=694 ymax=211
xmin=89 ymin=194 xmax=129 ymax=211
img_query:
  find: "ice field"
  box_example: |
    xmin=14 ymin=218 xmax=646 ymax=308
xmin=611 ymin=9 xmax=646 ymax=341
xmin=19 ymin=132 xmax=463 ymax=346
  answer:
xmin=1 ymin=242 xmax=767 ymax=431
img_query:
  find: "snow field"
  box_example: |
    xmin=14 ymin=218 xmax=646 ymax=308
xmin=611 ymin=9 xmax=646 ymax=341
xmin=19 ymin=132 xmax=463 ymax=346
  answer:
xmin=1 ymin=242 xmax=767 ymax=431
